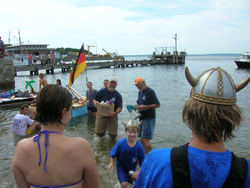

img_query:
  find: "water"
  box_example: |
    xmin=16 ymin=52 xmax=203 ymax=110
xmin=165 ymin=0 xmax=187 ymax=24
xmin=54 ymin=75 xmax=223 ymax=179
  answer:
xmin=1 ymin=54 xmax=250 ymax=187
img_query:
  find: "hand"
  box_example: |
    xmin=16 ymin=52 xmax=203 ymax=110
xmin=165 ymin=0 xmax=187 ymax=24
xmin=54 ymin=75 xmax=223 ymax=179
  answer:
xmin=108 ymin=163 xmax=113 ymax=171
xmin=138 ymin=105 xmax=147 ymax=111
xmin=132 ymin=170 xmax=139 ymax=180
xmin=108 ymin=111 xmax=116 ymax=118
xmin=94 ymin=101 xmax=99 ymax=108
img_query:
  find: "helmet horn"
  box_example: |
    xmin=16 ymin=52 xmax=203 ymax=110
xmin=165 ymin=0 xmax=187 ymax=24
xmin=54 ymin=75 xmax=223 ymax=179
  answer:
xmin=138 ymin=121 xmax=142 ymax=127
xmin=235 ymin=77 xmax=250 ymax=92
xmin=122 ymin=121 xmax=126 ymax=126
xmin=185 ymin=67 xmax=198 ymax=87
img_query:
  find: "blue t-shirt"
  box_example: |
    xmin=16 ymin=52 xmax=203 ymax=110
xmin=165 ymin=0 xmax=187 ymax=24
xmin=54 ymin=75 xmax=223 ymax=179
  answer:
xmin=110 ymin=138 xmax=145 ymax=173
xmin=86 ymin=89 xmax=97 ymax=107
xmin=95 ymin=88 xmax=122 ymax=111
xmin=134 ymin=146 xmax=250 ymax=188
xmin=136 ymin=87 xmax=160 ymax=120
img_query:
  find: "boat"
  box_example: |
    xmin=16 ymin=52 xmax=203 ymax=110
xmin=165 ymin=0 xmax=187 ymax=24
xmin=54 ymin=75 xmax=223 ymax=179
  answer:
xmin=66 ymin=85 xmax=88 ymax=118
xmin=234 ymin=52 xmax=250 ymax=69
xmin=28 ymin=86 xmax=88 ymax=118
xmin=0 ymin=90 xmax=36 ymax=108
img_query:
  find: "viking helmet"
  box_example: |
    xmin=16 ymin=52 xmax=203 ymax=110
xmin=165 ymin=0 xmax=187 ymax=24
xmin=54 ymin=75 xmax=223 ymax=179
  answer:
xmin=185 ymin=66 xmax=250 ymax=105
xmin=122 ymin=119 xmax=142 ymax=129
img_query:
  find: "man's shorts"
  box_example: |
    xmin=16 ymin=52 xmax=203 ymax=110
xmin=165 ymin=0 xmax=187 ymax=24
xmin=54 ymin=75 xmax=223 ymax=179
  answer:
xmin=95 ymin=115 xmax=118 ymax=136
xmin=138 ymin=118 xmax=156 ymax=140
xmin=87 ymin=106 xmax=97 ymax=112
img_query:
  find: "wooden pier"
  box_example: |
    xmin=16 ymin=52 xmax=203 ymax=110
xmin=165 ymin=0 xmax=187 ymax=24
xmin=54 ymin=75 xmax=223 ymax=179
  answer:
xmin=13 ymin=52 xmax=185 ymax=76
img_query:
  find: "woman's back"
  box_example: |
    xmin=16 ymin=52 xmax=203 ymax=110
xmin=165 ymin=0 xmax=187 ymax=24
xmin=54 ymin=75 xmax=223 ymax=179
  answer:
xmin=13 ymin=130 xmax=98 ymax=188
xmin=12 ymin=85 xmax=100 ymax=188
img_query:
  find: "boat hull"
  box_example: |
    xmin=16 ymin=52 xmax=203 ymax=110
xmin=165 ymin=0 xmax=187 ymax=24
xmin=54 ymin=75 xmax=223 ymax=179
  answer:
xmin=0 ymin=97 xmax=36 ymax=108
xmin=71 ymin=103 xmax=88 ymax=118
xmin=234 ymin=60 xmax=250 ymax=69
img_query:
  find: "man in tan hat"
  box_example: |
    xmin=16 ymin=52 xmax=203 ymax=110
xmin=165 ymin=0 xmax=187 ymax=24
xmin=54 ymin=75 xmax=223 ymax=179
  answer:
xmin=93 ymin=78 xmax=123 ymax=139
xmin=134 ymin=77 xmax=160 ymax=148
xmin=134 ymin=67 xmax=250 ymax=188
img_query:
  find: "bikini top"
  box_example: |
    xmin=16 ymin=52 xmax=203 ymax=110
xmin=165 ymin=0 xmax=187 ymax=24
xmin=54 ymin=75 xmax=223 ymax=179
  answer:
xmin=31 ymin=130 xmax=82 ymax=188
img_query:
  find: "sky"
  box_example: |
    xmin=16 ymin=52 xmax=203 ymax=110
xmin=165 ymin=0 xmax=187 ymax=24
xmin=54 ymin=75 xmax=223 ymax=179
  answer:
xmin=1 ymin=0 xmax=250 ymax=55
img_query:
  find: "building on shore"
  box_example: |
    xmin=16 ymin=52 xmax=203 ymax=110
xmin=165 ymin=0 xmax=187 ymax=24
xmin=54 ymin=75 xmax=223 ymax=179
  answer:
xmin=5 ymin=43 xmax=55 ymax=56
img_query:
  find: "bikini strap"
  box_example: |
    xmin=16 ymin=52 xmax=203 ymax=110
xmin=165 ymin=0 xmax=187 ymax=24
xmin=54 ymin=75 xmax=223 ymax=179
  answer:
xmin=33 ymin=130 xmax=62 ymax=173
xmin=30 ymin=179 xmax=82 ymax=188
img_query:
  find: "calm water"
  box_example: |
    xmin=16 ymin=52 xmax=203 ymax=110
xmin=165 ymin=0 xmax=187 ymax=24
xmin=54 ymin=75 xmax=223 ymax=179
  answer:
xmin=1 ymin=54 xmax=250 ymax=188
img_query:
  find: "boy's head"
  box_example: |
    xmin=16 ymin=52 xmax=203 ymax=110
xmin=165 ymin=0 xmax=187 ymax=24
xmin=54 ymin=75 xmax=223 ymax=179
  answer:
xmin=184 ymin=66 xmax=250 ymax=143
xmin=122 ymin=119 xmax=141 ymax=132
xmin=125 ymin=127 xmax=139 ymax=133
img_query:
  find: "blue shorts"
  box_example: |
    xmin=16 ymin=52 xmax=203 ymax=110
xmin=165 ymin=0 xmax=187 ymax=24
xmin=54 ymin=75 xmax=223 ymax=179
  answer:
xmin=138 ymin=118 xmax=156 ymax=139
xmin=117 ymin=165 xmax=133 ymax=184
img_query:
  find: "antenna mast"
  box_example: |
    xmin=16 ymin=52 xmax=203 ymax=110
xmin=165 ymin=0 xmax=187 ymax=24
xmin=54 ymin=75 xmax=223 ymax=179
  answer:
xmin=18 ymin=30 xmax=23 ymax=54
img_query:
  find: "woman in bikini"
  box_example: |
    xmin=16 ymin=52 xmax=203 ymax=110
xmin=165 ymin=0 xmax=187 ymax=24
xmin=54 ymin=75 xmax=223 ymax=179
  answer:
xmin=12 ymin=84 xmax=100 ymax=188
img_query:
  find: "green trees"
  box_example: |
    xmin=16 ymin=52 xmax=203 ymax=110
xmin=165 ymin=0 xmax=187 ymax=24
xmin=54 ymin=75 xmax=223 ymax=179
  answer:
xmin=55 ymin=47 xmax=89 ymax=55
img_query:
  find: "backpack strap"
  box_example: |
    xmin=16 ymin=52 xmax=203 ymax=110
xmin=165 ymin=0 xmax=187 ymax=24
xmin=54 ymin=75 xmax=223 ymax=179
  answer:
xmin=221 ymin=152 xmax=248 ymax=188
xmin=171 ymin=144 xmax=248 ymax=188
xmin=171 ymin=143 xmax=192 ymax=188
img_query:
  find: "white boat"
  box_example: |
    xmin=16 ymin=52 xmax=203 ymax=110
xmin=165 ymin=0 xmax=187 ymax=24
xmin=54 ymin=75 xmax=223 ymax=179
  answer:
xmin=234 ymin=52 xmax=250 ymax=69
xmin=0 ymin=91 xmax=36 ymax=108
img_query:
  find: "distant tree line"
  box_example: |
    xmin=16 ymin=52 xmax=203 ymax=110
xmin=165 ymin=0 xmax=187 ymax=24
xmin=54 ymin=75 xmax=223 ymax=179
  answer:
xmin=55 ymin=47 xmax=90 ymax=55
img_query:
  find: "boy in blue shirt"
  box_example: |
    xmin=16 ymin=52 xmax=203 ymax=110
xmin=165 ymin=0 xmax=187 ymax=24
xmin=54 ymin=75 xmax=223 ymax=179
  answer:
xmin=108 ymin=120 xmax=145 ymax=188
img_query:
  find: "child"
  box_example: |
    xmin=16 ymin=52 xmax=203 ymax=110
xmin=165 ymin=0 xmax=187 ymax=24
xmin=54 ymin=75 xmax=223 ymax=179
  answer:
xmin=108 ymin=120 xmax=146 ymax=188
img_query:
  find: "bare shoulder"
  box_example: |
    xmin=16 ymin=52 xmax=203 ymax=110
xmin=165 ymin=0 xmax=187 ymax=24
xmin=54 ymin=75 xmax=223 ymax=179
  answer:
xmin=44 ymin=78 xmax=48 ymax=85
xmin=68 ymin=137 xmax=91 ymax=150
xmin=14 ymin=137 xmax=36 ymax=161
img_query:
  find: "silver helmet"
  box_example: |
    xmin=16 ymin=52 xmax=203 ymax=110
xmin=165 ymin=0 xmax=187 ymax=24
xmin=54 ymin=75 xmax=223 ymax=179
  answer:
xmin=122 ymin=119 xmax=142 ymax=129
xmin=185 ymin=67 xmax=250 ymax=105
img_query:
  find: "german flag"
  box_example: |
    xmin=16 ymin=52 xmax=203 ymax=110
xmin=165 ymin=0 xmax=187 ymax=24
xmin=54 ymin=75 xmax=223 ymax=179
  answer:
xmin=68 ymin=44 xmax=87 ymax=86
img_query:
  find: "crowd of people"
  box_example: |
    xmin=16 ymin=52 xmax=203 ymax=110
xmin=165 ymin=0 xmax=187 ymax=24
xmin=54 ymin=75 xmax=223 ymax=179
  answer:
xmin=11 ymin=66 xmax=250 ymax=188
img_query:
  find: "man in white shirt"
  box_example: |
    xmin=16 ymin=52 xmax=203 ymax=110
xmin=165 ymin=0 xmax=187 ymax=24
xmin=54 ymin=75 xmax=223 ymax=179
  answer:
xmin=13 ymin=104 xmax=40 ymax=136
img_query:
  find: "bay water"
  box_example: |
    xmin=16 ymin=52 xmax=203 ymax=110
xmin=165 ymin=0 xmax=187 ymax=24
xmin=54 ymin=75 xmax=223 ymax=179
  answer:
xmin=0 ymin=54 xmax=250 ymax=187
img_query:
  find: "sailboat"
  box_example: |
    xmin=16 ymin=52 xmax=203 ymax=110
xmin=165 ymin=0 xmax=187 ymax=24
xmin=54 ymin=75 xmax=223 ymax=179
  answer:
xmin=66 ymin=85 xmax=88 ymax=118
xmin=67 ymin=43 xmax=88 ymax=118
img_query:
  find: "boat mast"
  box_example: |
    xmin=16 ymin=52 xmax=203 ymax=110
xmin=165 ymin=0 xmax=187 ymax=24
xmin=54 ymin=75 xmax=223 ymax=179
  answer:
xmin=18 ymin=30 xmax=23 ymax=54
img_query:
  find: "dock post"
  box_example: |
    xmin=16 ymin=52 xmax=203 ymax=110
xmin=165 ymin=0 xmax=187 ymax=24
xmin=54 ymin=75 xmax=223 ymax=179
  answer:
xmin=0 ymin=59 xmax=15 ymax=88
xmin=180 ymin=51 xmax=185 ymax=63
xmin=173 ymin=51 xmax=178 ymax=63
xmin=175 ymin=51 xmax=178 ymax=63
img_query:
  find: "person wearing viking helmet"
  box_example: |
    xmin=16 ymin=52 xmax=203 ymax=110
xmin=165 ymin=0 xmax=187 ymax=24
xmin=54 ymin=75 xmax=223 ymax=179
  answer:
xmin=108 ymin=120 xmax=145 ymax=188
xmin=134 ymin=67 xmax=250 ymax=188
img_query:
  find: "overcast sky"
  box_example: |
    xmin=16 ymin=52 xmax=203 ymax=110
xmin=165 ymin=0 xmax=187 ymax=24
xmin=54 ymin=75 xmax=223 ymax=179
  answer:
xmin=1 ymin=0 xmax=249 ymax=55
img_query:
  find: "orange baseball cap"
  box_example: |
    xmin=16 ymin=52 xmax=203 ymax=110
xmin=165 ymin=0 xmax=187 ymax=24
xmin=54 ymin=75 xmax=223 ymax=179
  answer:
xmin=134 ymin=77 xmax=145 ymax=84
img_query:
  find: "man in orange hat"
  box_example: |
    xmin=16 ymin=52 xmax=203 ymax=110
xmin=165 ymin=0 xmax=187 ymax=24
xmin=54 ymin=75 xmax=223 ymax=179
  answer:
xmin=134 ymin=77 xmax=160 ymax=148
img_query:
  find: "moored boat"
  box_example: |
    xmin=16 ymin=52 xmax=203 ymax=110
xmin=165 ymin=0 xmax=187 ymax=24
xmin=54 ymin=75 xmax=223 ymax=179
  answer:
xmin=0 ymin=91 xmax=36 ymax=108
xmin=67 ymin=85 xmax=88 ymax=118
xmin=234 ymin=52 xmax=250 ymax=69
